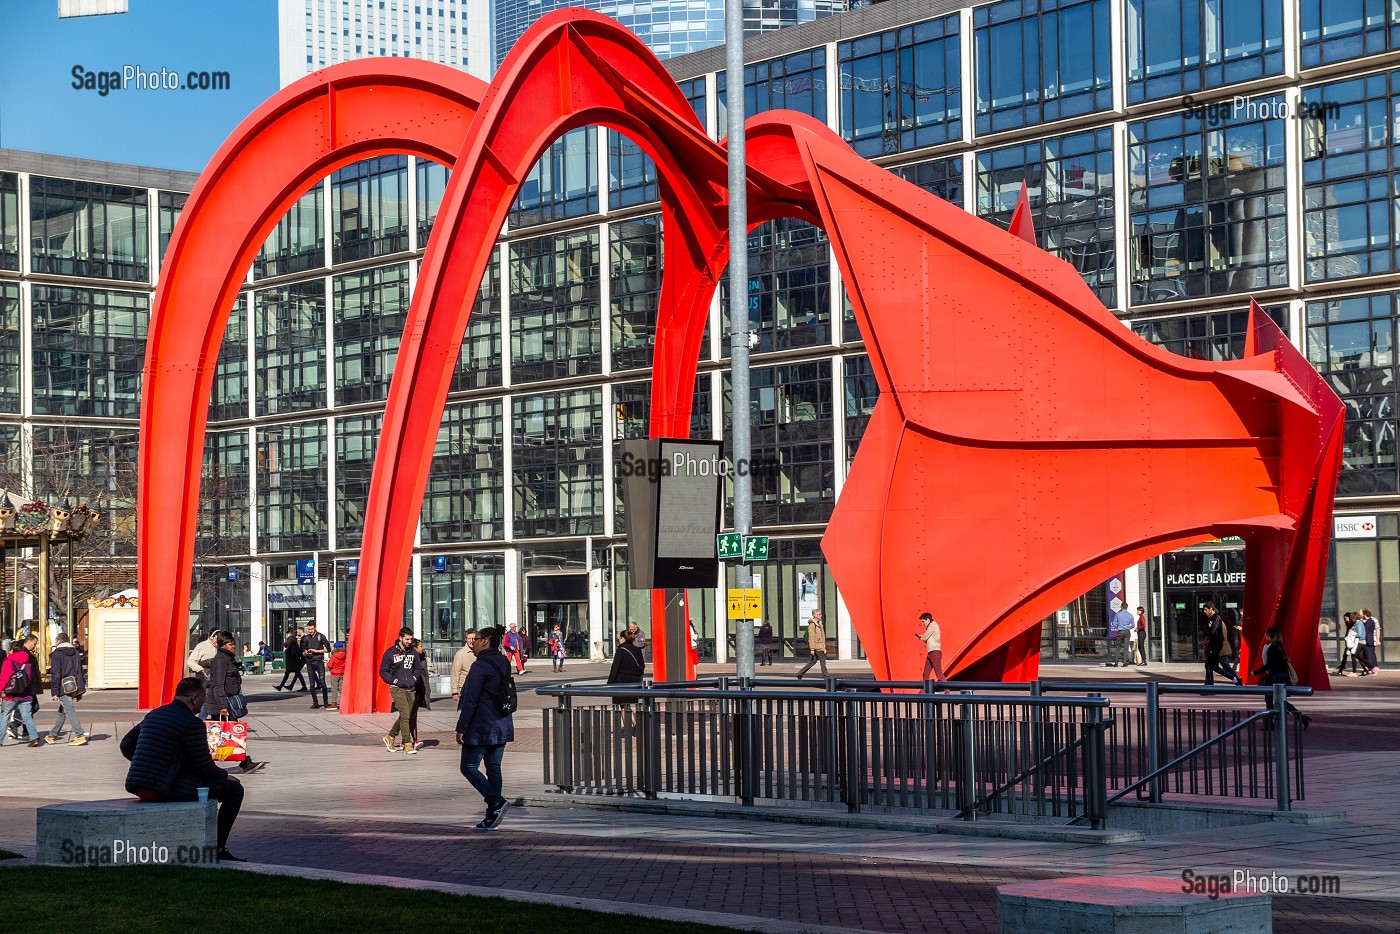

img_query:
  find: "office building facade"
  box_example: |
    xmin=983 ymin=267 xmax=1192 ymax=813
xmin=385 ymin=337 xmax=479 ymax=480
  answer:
xmin=278 ymin=0 xmax=491 ymax=86
xmin=4 ymin=0 xmax=1398 ymax=671
xmin=493 ymin=0 xmax=850 ymax=69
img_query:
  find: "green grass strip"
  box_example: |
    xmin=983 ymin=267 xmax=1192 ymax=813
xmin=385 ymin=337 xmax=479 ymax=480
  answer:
xmin=1 ymin=866 xmax=740 ymax=933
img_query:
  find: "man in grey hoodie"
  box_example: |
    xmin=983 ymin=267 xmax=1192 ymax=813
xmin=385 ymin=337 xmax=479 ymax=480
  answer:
xmin=45 ymin=633 xmax=87 ymax=746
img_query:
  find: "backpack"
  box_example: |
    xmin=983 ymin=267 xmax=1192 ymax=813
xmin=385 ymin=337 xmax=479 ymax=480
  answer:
xmin=3 ymin=659 xmax=31 ymax=697
xmin=494 ymin=656 xmax=518 ymax=716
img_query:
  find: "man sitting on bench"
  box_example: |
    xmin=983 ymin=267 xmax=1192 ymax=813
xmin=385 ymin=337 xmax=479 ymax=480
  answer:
xmin=120 ymin=677 xmax=247 ymax=862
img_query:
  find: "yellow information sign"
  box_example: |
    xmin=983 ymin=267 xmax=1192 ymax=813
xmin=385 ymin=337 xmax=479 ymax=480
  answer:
xmin=726 ymin=588 xmax=762 ymax=620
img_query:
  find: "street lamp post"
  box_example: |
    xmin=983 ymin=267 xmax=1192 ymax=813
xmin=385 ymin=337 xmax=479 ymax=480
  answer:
xmin=725 ymin=0 xmax=755 ymax=680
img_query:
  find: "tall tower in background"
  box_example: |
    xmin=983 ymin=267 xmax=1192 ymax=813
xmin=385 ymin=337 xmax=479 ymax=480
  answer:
xmin=57 ymin=0 xmax=128 ymax=17
xmin=277 ymin=0 xmax=491 ymax=87
xmin=493 ymin=0 xmax=851 ymax=70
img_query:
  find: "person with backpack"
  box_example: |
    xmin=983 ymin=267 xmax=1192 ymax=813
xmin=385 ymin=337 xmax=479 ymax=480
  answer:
xmin=1 ymin=633 xmax=41 ymax=747
xmin=456 ymin=626 xmax=515 ymax=830
xmin=45 ymin=632 xmax=88 ymax=746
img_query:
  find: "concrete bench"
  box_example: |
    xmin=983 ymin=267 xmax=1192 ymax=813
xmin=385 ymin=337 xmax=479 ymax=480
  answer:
xmin=37 ymin=799 xmax=219 ymax=867
xmin=997 ymin=876 xmax=1270 ymax=934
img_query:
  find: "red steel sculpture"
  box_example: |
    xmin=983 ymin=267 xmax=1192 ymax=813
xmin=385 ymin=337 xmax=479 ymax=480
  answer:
xmin=139 ymin=11 xmax=1342 ymax=712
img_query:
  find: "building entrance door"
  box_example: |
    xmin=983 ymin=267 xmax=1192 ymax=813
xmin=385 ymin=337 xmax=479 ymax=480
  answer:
xmin=1166 ymin=589 xmax=1244 ymax=662
xmin=1162 ymin=549 xmax=1245 ymax=663
xmin=527 ymin=602 xmax=587 ymax=658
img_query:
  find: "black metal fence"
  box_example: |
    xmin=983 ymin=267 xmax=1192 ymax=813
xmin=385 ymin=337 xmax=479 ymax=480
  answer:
xmin=539 ymin=678 xmax=1312 ymax=826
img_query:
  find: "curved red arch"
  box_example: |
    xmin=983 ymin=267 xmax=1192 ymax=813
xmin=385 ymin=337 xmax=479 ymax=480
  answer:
xmin=137 ymin=60 xmax=487 ymax=708
xmin=144 ymin=14 xmax=1341 ymax=712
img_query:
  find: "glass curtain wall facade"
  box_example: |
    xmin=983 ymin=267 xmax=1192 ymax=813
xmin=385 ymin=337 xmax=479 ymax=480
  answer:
xmin=494 ymin=0 xmax=849 ymax=69
xmin=9 ymin=0 xmax=1400 ymax=666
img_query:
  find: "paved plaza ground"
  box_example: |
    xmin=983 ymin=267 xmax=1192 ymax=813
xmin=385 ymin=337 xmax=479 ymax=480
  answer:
xmin=3 ymin=658 xmax=1400 ymax=932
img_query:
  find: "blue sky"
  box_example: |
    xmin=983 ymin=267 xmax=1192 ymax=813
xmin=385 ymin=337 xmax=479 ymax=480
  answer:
xmin=0 ymin=0 xmax=279 ymax=172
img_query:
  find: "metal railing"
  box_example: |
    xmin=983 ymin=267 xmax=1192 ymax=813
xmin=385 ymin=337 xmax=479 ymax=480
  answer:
xmin=539 ymin=677 xmax=1312 ymax=825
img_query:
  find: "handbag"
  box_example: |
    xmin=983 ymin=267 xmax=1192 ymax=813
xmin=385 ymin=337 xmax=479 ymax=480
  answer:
xmin=60 ymin=675 xmax=81 ymax=696
xmin=207 ymin=718 xmax=249 ymax=762
xmin=1285 ymin=659 xmax=1299 ymax=687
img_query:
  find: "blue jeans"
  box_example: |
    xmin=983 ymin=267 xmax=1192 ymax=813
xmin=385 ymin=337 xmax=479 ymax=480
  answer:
xmin=460 ymin=743 xmax=506 ymax=806
xmin=48 ymin=694 xmax=84 ymax=739
xmin=2 ymin=698 xmax=38 ymax=742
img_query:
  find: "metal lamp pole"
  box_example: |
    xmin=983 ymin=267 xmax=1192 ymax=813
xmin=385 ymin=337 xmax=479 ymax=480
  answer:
xmin=725 ymin=0 xmax=755 ymax=679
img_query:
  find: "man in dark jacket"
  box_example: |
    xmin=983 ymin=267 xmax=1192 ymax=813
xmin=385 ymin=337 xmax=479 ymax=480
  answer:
xmin=456 ymin=626 xmax=515 ymax=829
xmin=45 ymin=633 xmax=87 ymax=746
xmin=300 ymin=623 xmax=332 ymax=709
xmin=121 ymin=677 xmax=246 ymax=861
xmin=379 ymin=627 xmax=424 ymax=753
xmin=1201 ymin=603 xmax=1241 ymax=686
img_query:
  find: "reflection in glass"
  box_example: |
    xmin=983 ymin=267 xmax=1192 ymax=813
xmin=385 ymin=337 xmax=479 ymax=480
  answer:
xmin=331 ymin=155 xmax=408 ymax=264
xmin=1129 ymin=106 xmax=1287 ymax=304
xmin=1126 ymin=0 xmax=1284 ymax=102
xmin=511 ymin=129 xmax=598 ymax=229
xmin=839 ymin=16 xmax=960 ymax=156
xmin=422 ymin=400 xmax=505 ymax=544
xmin=510 ymin=229 xmax=602 ymax=383
xmin=255 ymin=280 xmax=326 ymax=416
xmin=30 ymin=177 xmax=149 ymax=281
xmin=31 ymin=286 xmax=148 ymax=418
xmin=720 ymin=219 xmax=830 ymax=355
xmin=0 ymin=174 xmax=16 ymax=272
xmin=255 ymin=185 xmax=323 ymax=280
xmin=977 ymin=128 xmax=1116 ymax=307
xmin=513 ymin=389 xmax=604 ymax=537
xmin=610 ymin=215 xmax=661 ymax=373
xmin=256 ymin=420 xmax=328 ymax=552
xmin=723 ymin=361 xmax=834 ymax=526
xmin=975 ymin=0 xmax=1111 ymax=134
xmin=332 ymin=264 xmax=410 ymax=405
xmin=1305 ymin=293 xmax=1398 ymax=494
xmin=1301 ymin=72 xmax=1400 ymax=283
xmin=1300 ymin=0 xmax=1400 ymax=68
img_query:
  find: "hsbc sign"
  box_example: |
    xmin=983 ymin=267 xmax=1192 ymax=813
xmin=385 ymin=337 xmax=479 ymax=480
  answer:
xmin=1334 ymin=515 xmax=1378 ymax=540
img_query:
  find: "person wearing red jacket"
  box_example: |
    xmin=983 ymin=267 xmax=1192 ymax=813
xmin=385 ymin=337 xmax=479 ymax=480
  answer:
xmin=0 ymin=633 xmax=42 ymax=747
xmin=326 ymin=642 xmax=347 ymax=711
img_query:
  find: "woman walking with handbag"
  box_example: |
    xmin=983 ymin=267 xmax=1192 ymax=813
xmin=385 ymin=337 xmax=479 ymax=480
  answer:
xmin=1336 ymin=613 xmax=1363 ymax=676
xmin=1251 ymin=627 xmax=1311 ymax=730
xmin=607 ymin=628 xmax=647 ymax=739
xmin=209 ymin=634 xmax=267 ymax=773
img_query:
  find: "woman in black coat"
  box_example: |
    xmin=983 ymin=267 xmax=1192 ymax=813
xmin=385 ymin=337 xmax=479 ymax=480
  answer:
xmin=208 ymin=635 xmax=246 ymax=720
xmin=606 ymin=627 xmax=646 ymax=705
xmin=1250 ymin=627 xmax=1311 ymax=729
xmin=276 ymin=630 xmax=307 ymax=692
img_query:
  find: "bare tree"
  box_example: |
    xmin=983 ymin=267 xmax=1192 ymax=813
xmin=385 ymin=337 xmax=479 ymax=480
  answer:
xmin=0 ymin=425 xmax=245 ymax=629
